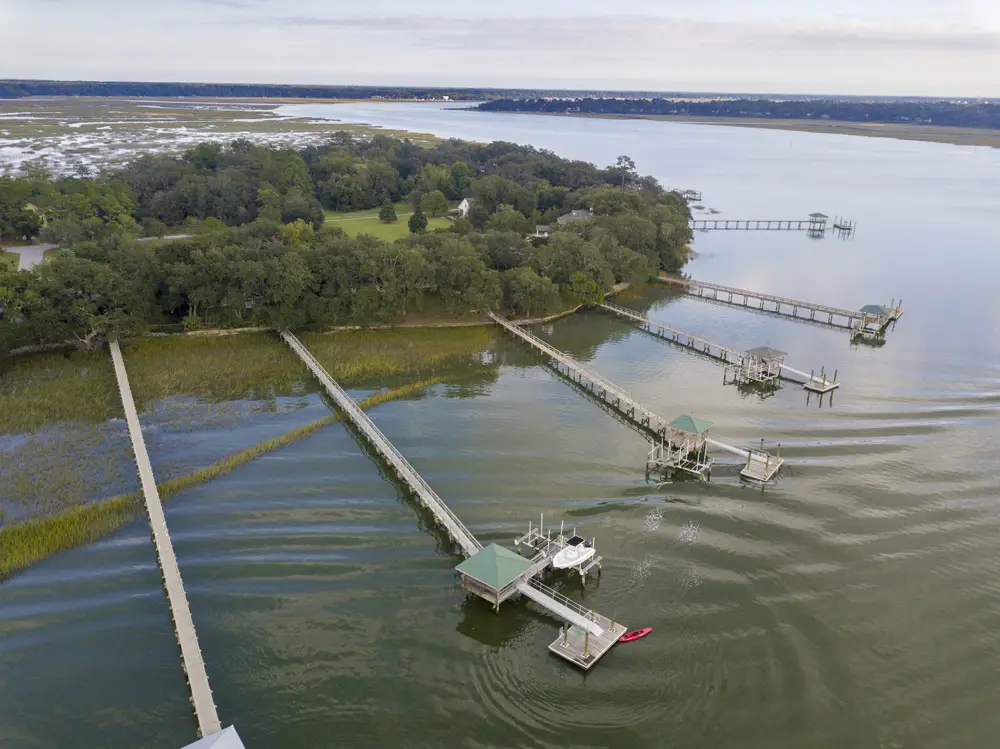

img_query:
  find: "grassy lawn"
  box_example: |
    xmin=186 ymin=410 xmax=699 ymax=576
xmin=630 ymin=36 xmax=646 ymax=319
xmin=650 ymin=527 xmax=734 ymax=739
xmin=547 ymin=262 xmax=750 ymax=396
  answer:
xmin=1 ymin=251 xmax=20 ymax=273
xmin=325 ymin=202 xmax=451 ymax=240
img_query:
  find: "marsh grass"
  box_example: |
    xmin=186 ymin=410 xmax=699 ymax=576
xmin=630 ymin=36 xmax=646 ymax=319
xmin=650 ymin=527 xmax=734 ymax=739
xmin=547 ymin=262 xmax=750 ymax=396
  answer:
xmin=123 ymin=333 xmax=310 ymax=410
xmin=0 ymin=377 xmax=444 ymax=580
xmin=301 ymin=327 xmax=495 ymax=387
xmin=0 ymin=350 xmax=120 ymax=434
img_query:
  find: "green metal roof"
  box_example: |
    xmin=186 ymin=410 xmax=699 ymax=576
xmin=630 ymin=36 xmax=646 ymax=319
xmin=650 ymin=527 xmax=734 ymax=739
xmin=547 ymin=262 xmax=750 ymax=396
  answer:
xmin=668 ymin=414 xmax=714 ymax=435
xmin=860 ymin=304 xmax=892 ymax=316
xmin=745 ymin=345 xmax=787 ymax=360
xmin=809 ymin=212 xmax=828 ymax=218
xmin=455 ymin=543 xmax=533 ymax=590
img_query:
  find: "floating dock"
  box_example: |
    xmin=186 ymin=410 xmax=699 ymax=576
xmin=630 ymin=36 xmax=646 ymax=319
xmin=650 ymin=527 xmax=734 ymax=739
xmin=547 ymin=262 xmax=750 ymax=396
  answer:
xmin=488 ymin=313 xmax=783 ymax=483
xmin=597 ymin=302 xmax=839 ymax=394
xmin=281 ymin=331 xmax=624 ymax=669
xmin=109 ymin=340 xmax=222 ymax=740
xmin=657 ymin=275 xmax=902 ymax=338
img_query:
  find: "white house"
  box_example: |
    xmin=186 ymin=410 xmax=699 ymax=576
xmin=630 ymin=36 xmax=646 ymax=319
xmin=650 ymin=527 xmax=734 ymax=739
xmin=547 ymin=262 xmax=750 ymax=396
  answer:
xmin=456 ymin=198 xmax=475 ymax=218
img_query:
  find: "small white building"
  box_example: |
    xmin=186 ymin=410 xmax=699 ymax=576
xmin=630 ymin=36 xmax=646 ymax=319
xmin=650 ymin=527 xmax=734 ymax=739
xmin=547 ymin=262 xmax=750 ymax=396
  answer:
xmin=456 ymin=198 xmax=475 ymax=218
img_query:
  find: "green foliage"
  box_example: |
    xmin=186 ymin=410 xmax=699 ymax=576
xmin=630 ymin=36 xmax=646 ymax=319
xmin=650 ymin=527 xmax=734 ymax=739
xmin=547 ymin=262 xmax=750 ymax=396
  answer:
xmin=501 ymin=267 xmax=561 ymax=318
xmin=379 ymin=200 xmax=397 ymax=223
xmin=0 ymin=136 xmax=691 ymax=355
xmin=420 ymin=190 xmax=450 ymax=217
xmin=408 ymin=206 xmax=429 ymax=233
xmin=567 ymin=271 xmax=604 ymax=306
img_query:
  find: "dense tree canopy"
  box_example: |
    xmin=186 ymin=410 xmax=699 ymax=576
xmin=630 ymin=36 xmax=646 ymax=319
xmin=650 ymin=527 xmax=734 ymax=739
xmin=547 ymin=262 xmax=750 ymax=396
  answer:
xmin=480 ymin=97 xmax=1000 ymax=129
xmin=0 ymin=135 xmax=693 ymax=355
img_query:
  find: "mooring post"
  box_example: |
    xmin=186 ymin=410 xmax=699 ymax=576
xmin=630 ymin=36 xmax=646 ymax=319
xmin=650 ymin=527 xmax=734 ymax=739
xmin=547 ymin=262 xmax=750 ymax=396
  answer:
xmin=777 ymin=443 xmax=781 ymax=459
xmin=563 ymin=624 xmax=569 ymax=646
xmin=833 ymin=369 xmax=838 ymax=383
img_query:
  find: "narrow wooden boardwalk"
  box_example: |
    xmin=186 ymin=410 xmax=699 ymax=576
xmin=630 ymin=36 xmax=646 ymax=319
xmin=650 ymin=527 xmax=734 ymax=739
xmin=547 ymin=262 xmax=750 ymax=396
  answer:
xmin=658 ymin=275 xmax=902 ymax=333
xmin=280 ymin=331 xmax=482 ymax=557
xmin=489 ymin=313 xmax=783 ymax=482
xmin=691 ymin=219 xmax=817 ymax=231
xmin=597 ymin=302 xmax=839 ymax=393
xmin=109 ymin=340 xmax=221 ymax=739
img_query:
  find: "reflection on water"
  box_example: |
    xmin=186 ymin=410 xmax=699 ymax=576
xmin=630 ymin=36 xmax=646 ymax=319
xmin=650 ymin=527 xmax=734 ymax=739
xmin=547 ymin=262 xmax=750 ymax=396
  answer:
xmin=1 ymin=107 xmax=1000 ymax=749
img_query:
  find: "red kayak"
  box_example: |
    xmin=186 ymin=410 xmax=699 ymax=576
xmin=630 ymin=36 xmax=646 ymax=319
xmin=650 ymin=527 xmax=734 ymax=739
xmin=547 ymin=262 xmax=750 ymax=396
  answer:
xmin=618 ymin=627 xmax=653 ymax=643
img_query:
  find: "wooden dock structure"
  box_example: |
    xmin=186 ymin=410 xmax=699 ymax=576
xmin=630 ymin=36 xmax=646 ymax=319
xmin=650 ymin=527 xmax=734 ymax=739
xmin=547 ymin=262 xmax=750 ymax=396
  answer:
xmin=657 ymin=275 xmax=903 ymax=338
xmin=690 ymin=218 xmax=828 ymax=232
xmin=280 ymin=331 xmax=623 ymax=668
xmin=488 ymin=313 xmax=784 ymax=483
xmin=597 ymin=302 xmax=839 ymax=393
xmin=109 ymin=340 xmax=222 ymax=740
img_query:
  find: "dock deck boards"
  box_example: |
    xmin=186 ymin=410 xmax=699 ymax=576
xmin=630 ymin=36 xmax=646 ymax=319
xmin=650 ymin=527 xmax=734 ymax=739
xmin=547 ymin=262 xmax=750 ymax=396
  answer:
xmin=548 ymin=612 xmax=627 ymax=670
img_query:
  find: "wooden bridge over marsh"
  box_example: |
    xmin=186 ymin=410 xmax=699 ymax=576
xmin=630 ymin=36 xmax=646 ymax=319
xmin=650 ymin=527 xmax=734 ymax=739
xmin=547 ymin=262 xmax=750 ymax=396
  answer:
xmin=488 ymin=313 xmax=783 ymax=483
xmin=109 ymin=340 xmax=226 ymax=744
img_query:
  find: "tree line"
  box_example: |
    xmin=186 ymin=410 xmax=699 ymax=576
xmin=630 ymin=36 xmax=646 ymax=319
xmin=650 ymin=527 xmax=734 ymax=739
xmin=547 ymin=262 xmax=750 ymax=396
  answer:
xmin=479 ymin=98 xmax=1000 ymax=129
xmin=0 ymin=137 xmax=692 ymax=355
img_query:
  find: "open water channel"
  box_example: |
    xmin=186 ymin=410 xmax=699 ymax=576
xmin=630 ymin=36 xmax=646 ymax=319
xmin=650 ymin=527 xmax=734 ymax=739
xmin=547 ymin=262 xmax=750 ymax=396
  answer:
xmin=2 ymin=104 xmax=1000 ymax=749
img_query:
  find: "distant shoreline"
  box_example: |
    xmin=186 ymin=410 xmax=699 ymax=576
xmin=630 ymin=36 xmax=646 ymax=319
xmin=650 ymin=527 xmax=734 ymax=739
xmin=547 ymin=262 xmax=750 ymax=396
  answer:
xmin=482 ymin=111 xmax=1000 ymax=149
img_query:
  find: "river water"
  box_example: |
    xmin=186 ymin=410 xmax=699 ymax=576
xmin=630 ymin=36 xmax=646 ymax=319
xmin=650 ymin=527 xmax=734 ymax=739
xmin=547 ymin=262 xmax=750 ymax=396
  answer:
xmin=2 ymin=105 xmax=1000 ymax=749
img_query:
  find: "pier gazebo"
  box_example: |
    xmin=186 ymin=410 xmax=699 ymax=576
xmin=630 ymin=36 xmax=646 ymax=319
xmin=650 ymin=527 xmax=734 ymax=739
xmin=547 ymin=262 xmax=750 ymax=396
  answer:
xmin=807 ymin=212 xmax=828 ymax=234
xmin=646 ymin=414 xmax=714 ymax=481
xmin=456 ymin=544 xmax=535 ymax=611
xmin=727 ymin=345 xmax=786 ymax=387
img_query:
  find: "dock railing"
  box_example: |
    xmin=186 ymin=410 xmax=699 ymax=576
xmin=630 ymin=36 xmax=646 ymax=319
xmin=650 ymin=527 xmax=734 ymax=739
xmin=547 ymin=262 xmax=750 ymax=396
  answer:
xmin=281 ymin=331 xmax=482 ymax=557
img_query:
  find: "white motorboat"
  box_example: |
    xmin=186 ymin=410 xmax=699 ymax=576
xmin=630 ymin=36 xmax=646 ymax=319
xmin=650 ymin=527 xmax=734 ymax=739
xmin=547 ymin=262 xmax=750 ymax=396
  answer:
xmin=551 ymin=535 xmax=595 ymax=570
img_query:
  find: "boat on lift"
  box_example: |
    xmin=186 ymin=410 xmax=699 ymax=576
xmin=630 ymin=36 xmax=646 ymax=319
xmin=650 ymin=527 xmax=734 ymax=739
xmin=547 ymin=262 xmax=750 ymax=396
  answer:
xmin=551 ymin=535 xmax=596 ymax=570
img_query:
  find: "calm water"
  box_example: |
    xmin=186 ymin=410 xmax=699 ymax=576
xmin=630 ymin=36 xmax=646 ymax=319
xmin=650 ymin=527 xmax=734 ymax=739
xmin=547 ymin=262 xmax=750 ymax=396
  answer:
xmin=2 ymin=106 xmax=1000 ymax=749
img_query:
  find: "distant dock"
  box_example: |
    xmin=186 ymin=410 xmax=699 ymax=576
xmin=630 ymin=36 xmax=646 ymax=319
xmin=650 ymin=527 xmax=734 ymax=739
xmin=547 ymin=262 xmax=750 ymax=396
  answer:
xmin=597 ymin=302 xmax=839 ymax=394
xmin=657 ymin=275 xmax=902 ymax=341
xmin=489 ymin=313 xmax=783 ymax=483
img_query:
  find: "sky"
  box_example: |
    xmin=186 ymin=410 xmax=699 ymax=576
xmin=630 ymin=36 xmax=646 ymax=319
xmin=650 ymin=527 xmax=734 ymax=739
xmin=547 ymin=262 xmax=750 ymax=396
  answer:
xmin=6 ymin=0 xmax=1000 ymax=96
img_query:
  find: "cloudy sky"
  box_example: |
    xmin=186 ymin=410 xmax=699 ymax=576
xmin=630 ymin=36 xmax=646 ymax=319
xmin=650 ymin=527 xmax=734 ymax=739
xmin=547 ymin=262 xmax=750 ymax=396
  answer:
xmin=7 ymin=0 xmax=1000 ymax=96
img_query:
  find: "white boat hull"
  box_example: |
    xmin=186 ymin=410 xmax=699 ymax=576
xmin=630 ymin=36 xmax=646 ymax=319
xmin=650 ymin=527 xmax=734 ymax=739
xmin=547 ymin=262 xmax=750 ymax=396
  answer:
xmin=552 ymin=545 xmax=595 ymax=570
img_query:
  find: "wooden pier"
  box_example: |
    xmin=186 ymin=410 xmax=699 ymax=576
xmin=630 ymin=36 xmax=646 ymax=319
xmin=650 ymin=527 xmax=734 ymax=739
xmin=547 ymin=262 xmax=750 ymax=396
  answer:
xmin=690 ymin=218 xmax=823 ymax=231
xmin=109 ymin=340 xmax=222 ymax=740
xmin=489 ymin=313 xmax=784 ymax=483
xmin=597 ymin=302 xmax=839 ymax=393
xmin=657 ymin=275 xmax=903 ymax=337
xmin=281 ymin=331 xmax=622 ymax=669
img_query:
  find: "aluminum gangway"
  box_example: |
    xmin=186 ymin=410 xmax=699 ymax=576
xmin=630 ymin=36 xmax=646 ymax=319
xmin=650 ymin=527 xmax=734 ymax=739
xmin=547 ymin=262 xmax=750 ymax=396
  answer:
xmin=280 ymin=331 xmax=607 ymax=639
xmin=109 ymin=340 xmax=222 ymax=739
xmin=658 ymin=275 xmax=902 ymax=333
xmin=597 ymin=302 xmax=839 ymax=393
xmin=489 ymin=314 xmax=783 ymax=482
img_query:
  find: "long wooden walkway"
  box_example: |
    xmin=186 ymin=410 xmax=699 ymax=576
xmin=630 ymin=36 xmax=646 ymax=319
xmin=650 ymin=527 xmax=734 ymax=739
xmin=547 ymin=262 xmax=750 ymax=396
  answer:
xmin=280 ymin=331 xmax=481 ymax=557
xmin=597 ymin=302 xmax=839 ymax=393
xmin=690 ymin=219 xmax=819 ymax=231
xmin=280 ymin=331 xmax=607 ymax=640
xmin=109 ymin=340 xmax=221 ymax=739
xmin=658 ymin=275 xmax=902 ymax=333
xmin=489 ymin=313 xmax=783 ymax=482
